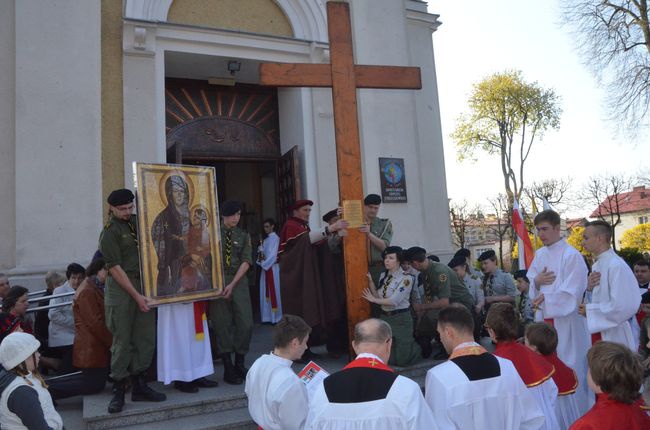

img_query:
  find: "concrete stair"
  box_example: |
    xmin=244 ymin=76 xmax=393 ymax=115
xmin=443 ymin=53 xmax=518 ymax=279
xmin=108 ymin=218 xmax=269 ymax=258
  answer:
xmin=59 ymin=324 xmax=442 ymax=429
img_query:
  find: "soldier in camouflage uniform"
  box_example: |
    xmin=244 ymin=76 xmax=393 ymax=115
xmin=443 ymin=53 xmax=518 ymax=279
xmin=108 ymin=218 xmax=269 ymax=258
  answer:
xmin=99 ymin=189 xmax=166 ymax=414
xmin=209 ymin=200 xmax=253 ymax=385
xmin=360 ymin=194 xmax=393 ymax=287
xmin=404 ymin=247 xmax=474 ymax=358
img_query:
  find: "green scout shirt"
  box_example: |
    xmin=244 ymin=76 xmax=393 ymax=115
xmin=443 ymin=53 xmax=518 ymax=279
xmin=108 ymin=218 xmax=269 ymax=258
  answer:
xmin=368 ymin=217 xmax=393 ymax=264
xmin=221 ymin=224 xmax=253 ymax=277
xmin=421 ymin=262 xmax=474 ymax=309
xmin=98 ymin=214 xmax=141 ymax=303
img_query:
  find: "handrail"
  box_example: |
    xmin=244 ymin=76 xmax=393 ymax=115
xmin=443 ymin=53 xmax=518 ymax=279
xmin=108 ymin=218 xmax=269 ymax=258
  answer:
xmin=26 ymin=301 xmax=72 ymax=313
xmin=27 ymin=291 xmax=74 ymax=303
xmin=44 ymin=371 xmax=82 ymax=382
xmin=28 ymin=289 xmax=48 ymax=297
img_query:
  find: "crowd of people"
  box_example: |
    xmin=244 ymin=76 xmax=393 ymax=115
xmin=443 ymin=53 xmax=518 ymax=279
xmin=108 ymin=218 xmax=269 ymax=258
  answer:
xmin=0 ymin=188 xmax=649 ymax=429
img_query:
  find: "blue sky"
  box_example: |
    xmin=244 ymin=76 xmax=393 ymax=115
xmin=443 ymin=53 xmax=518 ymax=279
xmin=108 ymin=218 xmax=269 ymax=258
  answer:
xmin=427 ymin=1 xmax=649 ymax=217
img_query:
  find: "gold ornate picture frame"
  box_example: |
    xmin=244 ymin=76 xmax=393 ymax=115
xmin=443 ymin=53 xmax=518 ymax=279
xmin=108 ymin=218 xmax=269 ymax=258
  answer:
xmin=134 ymin=162 xmax=224 ymax=306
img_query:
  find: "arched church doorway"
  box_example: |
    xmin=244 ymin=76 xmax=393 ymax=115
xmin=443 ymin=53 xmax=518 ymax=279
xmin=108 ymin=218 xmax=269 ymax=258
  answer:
xmin=165 ymin=78 xmax=299 ymax=320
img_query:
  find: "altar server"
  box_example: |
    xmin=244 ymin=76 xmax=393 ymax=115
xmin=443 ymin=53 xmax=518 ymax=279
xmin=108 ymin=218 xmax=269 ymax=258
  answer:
xmin=486 ymin=303 xmax=560 ymax=430
xmin=245 ymin=315 xmax=310 ymax=430
xmin=527 ymin=210 xmax=591 ymax=412
xmin=580 ymin=220 xmax=641 ymax=350
xmin=425 ymin=305 xmax=544 ymax=430
xmin=305 ymin=318 xmax=437 ymax=430
xmin=525 ymin=322 xmax=580 ymax=429
xmin=570 ymin=341 xmax=650 ymax=430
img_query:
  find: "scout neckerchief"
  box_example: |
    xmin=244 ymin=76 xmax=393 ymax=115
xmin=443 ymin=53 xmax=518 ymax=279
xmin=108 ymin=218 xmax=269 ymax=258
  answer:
xmin=381 ymin=272 xmax=394 ymax=298
xmin=449 ymin=341 xmax=487 ymax=360
xmin=126 ymin=217 xmax=138 ymax=245
xmin=518 ymin=291 xmax=529 ymax=320
xmin=483 ymin=273 xmax=494 ymax=297
xmin=225 ymin=228 xmax=232 ymax=267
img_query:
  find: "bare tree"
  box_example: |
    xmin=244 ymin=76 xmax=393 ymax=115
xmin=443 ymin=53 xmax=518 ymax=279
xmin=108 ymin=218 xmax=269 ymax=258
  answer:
xmin=526 ymin=178 xmax=573 ymax=213
xmin=484 ymin=194 xmax=513 ymax=269
xmin=450 ymin=200 xmax=481 ymax=248
xmin=562 ymin=1 xmax=650 ymax=135
xmin=583 ymin=174 xmax=632 ymax=250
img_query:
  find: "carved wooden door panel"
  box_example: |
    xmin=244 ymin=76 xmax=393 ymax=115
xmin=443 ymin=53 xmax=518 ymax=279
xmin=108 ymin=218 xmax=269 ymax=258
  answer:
xmin=277 ymin=146 xmax=301 ymax=227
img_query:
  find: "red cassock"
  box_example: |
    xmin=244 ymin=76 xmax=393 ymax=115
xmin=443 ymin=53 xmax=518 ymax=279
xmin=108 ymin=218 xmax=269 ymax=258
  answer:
xmin=569 ymin=393 xmax=650 ymax=430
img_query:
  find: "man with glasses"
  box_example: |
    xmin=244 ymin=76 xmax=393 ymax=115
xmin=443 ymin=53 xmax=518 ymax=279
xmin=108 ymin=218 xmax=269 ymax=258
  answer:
xmin=526 ymin=209 xmax=591 ymax=413
xmin=99 ymin=188 xmax=166 ymax=413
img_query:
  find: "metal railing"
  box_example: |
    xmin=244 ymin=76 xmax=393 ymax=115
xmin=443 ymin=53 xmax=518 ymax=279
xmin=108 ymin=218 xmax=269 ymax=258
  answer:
xmin=26 ymin=301 xmax=72 ymax=313
xmin=27 ymin=291 xmax=74 ymax=303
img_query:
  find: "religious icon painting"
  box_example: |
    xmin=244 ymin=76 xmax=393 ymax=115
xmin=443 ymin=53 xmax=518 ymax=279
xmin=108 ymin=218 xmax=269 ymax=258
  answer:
xmin=133 ymin=162 xmax=224 ymax=306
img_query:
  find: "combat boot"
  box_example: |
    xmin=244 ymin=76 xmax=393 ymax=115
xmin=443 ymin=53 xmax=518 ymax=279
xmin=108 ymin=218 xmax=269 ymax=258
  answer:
xmin=131 ymin=373 xmax=167 ymax=402
xmin=234 ymin=353 xmax=248 ymax=378
xmin=222 ymin=353 xmax=243 ymax=385
xmin=108 ymin=379 xmax=126 ymax=414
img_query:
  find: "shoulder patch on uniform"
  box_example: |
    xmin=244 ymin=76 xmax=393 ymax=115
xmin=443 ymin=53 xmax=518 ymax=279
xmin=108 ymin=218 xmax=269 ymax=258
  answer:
xmin=439 ymin=273 xmax=447 ymax=283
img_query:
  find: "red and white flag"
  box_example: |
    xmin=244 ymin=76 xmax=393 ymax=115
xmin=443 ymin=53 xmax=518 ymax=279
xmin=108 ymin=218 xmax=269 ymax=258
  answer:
xmin=513 ymin=198 xmax=534 ymax=269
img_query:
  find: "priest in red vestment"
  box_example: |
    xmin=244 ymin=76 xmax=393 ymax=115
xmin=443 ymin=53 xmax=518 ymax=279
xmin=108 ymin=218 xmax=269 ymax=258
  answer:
xmin=278 ymin=200 xmax=347 ymax=358
xmin=570 ymin=341 xmax=650 ymax=430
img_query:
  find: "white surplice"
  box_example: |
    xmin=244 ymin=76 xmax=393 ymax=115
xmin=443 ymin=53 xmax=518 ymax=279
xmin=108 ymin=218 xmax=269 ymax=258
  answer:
xmin=527 ymin=238 xmax=591 ymax=413
xmin=305 ymin=353 xmax=438 ymax=430
xmin=157 ymin=302 xmax=214 ymax=385
xmin=425 ymin=355 xmax=545 ymax=430
xmin=586 ymin=248 xmax=641 ymax=350
xmin=258 ymin=232 xmax=282 ymax=324
xmin=245 ymin=353 xmax=308 ymax=430
xmin=556 ymin=393 xmax=581 ymax=430
xmin=529 ymin=378 xmax=560 ymax=430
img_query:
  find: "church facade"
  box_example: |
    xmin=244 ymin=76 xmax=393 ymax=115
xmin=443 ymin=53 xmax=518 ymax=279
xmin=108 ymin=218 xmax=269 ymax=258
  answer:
xmin=0 ymin=0 xmax=453 ymax=284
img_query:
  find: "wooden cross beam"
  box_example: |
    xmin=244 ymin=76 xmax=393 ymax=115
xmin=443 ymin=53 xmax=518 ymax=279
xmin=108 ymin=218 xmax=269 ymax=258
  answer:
xmin=260 ymin=1 xmax=422 ymax=343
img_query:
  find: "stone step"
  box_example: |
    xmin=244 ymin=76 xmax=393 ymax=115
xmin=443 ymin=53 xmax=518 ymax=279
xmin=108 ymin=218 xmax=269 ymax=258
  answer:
xmin=83 ymin=381 xmax=247 ymax=430
xmin=119 ymin=407 xmax=257 ymax=430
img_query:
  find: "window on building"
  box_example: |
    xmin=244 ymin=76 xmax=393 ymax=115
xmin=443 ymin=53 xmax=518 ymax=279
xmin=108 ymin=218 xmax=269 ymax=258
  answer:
xmin=639 ymin=216 xmax=648 ymax=224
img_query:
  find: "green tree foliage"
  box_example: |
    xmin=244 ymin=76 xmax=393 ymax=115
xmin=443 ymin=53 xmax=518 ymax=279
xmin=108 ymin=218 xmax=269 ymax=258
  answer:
xmin=453 ymin=70 xmax=562 ymax=207
xmin=620 ymin=223 xmax=650 ymax=251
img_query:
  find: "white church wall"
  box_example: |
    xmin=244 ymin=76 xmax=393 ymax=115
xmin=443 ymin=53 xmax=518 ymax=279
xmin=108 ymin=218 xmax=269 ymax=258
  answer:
xmin=311 ymin=87 xmax=339 ymax=218
xmin=405 ymin=1 xmax=454 ymax=259
xmin=0 ymin=0 xmax=16 ymax=269
xmin=349 ymin=0 xmax=452 ymax=255
xmin=12 ymin=0 xmax=103 ymax=275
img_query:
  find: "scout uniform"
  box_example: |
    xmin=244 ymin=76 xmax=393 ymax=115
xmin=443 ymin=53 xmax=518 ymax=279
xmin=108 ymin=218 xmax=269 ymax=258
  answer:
xmin=483 ymin=269 xmax=517 ymax=299
xmin=209 ymin=200 xmax=253 ymax=385
xmin=416 ymin=262 xmax=474 ymax=340
xmin=376 ymin=269 xmax=421 ymax=367
xmin=99 ymin=188 xmax=165 ymax=414
xmin=365 ymin=194 xmax=393 ymax=287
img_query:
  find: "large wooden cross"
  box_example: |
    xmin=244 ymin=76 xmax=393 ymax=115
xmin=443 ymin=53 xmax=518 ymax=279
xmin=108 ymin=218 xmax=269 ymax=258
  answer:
xmin=260 ymin=1 xmax=422 ymax=341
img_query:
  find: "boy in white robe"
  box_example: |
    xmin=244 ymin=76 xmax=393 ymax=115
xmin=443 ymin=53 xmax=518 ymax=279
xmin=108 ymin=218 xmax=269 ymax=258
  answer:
xmin=245 ymin=315 xmax=310 ymax=430
xmin=527 ymin=209 xmax=591 ymax=412
xmin=305 ymin=318 xmax=437 ymax=430
xmin=579 ymin=220 xmax=641 ymax=351
xmin=425 ymin=305 xmax=544 ymax=430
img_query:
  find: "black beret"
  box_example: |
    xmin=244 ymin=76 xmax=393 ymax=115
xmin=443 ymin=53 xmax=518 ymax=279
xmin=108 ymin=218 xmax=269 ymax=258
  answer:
xmin=427 ymin=254 xmax=440 ymax=262
xmin=454 ymin=248 xmax=471 ymax=259
xmin=448 ymin=255 xmax=467 ymax=269
xmin=513 ymin=270 xmax=528 ymax=280
xmin=322 ymin=208 xmax=338 ymax=223
xmin=221 ymin=200 xmax=242 ymax=217
xmin=477 ymin=249 xmax=496 ymax=261
xmin=107 ymin=189 xmax=134 ymax=206
xmin=382 ymin=246 xmax=403 ymax=259
xmin=404 ymin=246 xmax=427 ymax=261
xmin=364 ymin=194 xmax=382 ymax=205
